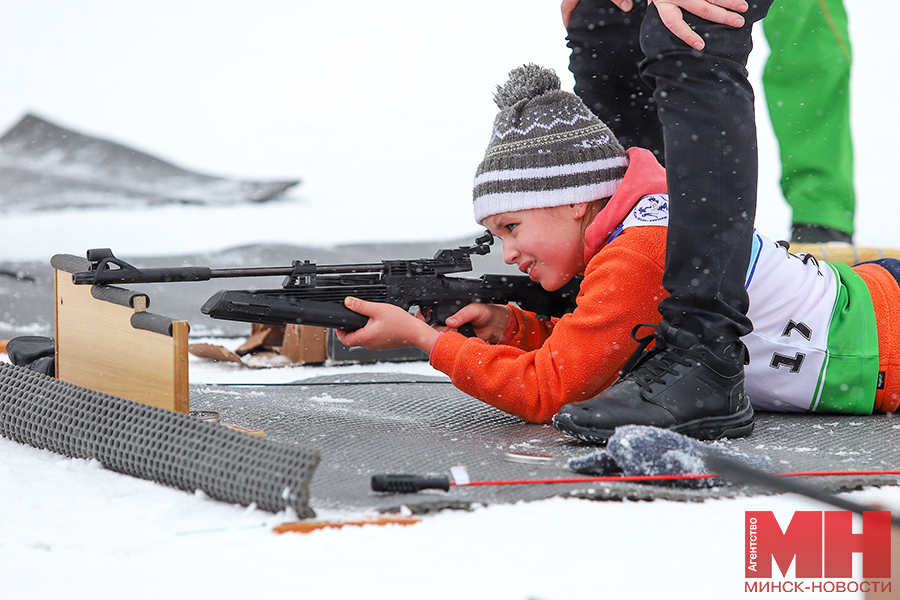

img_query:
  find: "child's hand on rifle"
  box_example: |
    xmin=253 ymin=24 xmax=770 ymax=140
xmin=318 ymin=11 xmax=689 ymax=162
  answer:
xmin=336 ymin=297 xmax=440 ymax=354
xmin=444 ymin=304 xmax=512 ymax=345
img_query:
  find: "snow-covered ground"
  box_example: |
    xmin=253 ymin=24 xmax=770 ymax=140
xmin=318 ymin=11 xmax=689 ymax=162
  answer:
xmin=0 ymin=0 xmax=898 ymax=261
xmin=1 ymin=2 xmax=899 ymax=599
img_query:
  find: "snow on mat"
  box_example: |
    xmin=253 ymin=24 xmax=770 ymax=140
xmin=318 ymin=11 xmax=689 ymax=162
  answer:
xmin=0 ymin=114 xmax=299 ymax=212
xmin=189 ymin=373 xmax=900 ymax=513
xmin=0 ymin=362 xmax=320 ymax=517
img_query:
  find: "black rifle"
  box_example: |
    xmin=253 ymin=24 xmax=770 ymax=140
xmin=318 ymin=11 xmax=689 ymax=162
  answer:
xmin=71 ymin=232 xmax=580 ymax=335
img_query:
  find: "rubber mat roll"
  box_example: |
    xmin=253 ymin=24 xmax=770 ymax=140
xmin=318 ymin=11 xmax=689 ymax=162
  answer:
xmin=0 ymin=362 xmax=319 ymax=517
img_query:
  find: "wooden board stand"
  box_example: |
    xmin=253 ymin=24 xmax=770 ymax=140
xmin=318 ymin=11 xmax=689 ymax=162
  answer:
xmin=52 ymin=254 xmax=190 ymax=413
xmin=788 ymin=242 xmax=900 ymax=265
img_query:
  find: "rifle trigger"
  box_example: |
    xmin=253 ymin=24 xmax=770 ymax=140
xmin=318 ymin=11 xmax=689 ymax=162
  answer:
xmin=458 ymin=323 xmax=477 ymax=338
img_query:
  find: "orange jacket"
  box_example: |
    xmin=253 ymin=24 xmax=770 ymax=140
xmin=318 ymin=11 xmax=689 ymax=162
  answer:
xmin=429 ymin=148 xmax=669 ymax=423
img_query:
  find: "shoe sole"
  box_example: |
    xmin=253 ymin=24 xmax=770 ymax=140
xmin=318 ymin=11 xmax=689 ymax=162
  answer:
xmin=553 ymin=404 xmax=755 ymax=444
xmin=670 ymin=404 xmax=755 ymax=441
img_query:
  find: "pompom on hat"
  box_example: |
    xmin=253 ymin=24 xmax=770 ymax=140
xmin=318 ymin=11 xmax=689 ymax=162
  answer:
xmin=473 ymin=64 xmax=628 ymax=224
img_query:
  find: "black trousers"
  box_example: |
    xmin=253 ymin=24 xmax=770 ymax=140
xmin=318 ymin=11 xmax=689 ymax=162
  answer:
xmin=567 ymin=0 xmax=773 ymax=351
xmin=566 ymin=1 xmax=665 ymax=163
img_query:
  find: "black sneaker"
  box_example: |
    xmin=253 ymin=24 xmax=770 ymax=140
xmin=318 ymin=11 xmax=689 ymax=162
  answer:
xmin=791 ymin=224 xmax=852 ymax=244
xmin=552 ymin=323 xmax=754 ymax=444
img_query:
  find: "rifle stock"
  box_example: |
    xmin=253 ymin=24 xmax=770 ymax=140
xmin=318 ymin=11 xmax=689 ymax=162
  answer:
xmin=200 ymin=274 xmax=581 ymax=332
xmin=201 ymin=291 xmax=371 ymax=330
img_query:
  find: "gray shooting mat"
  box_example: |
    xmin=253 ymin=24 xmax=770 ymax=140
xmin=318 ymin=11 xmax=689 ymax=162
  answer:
xmin=0 ymin=114 xmax=299 ymax=212
xmin=189 ymin=373 xmax=900 ymax=513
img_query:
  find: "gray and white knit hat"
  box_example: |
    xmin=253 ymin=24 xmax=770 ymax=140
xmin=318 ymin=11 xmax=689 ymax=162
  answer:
xmin=473 ymin=64 xmax=628 ymax=224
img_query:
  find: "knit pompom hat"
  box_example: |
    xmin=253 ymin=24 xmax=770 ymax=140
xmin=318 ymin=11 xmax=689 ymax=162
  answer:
xmin=473 ymin=64 xmax=628 ymax=224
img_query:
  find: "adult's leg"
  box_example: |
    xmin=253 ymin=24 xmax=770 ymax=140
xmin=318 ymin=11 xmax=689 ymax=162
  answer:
xmin=643 ymin=1 xmax=773 ymax=353
xmin=566 ymin=0 xmax=664 ymax=161
xmin=552 ymin=1 xmax=772 ymax=443
xmin=763 ymin=0 xmax=855 ymax=241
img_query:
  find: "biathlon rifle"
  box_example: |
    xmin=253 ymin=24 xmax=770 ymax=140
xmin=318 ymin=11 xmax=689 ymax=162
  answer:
xmin=71 ymin=232 xmax=580 ymax=335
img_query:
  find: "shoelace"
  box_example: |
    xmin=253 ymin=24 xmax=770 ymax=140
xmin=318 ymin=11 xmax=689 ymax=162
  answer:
xmin=619 ymin=323 xmax=706 ymax=393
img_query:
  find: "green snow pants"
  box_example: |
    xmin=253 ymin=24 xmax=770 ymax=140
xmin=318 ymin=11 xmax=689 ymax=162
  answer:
xmin=762 ymin=0 xmax=855 ymax=237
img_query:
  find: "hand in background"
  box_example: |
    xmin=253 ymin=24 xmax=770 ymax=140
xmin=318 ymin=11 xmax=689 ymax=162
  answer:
xmin=652 ymin=0 xmax=747 ymax=49
xmin=561 ymin=0 xmax=582 ymax=27
xmin=562 ymin=0 xmax=748 ymax=50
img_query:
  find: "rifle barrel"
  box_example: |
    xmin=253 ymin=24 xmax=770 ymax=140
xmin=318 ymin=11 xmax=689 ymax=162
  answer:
xmin=207 ymin=266 xmax=294 ymax=278
xmin=199 ymin=263 xmax=385 ymax=279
